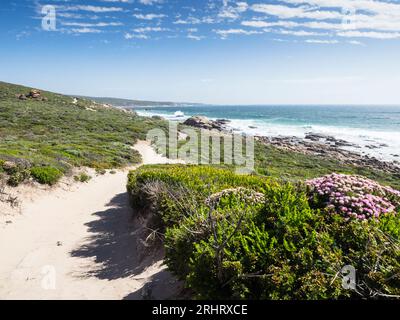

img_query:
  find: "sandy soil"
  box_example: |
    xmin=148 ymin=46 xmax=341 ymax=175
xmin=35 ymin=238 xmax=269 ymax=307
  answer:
xmin=0 ymin=141 xmax=184 ymax=300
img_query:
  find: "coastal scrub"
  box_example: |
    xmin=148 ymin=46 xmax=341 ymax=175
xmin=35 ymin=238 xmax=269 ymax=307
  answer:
xmin=128 ymin=165 xmax=400 ymax=299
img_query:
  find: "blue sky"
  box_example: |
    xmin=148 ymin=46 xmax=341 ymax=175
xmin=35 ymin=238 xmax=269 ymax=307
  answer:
xmin=1 ymin=0 xmax=400 ymax=104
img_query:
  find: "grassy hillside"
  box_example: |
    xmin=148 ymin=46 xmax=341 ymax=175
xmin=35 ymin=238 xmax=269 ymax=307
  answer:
xmin=0 ymin=81 xmax=168 ymax=185
xmin=78 ymin=96 xmax=197 ymax=108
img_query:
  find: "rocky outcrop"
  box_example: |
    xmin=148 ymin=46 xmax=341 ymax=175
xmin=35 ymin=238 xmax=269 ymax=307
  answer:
xmin=305 ymin=133 xmax=359 ymax=148
xmin=16 ymin=89 xmax=48 ymax=102
xmin=256 ymin=135 xmax=400 ymax=176
xmin=183 ymin=116 xmax=230 ymax=131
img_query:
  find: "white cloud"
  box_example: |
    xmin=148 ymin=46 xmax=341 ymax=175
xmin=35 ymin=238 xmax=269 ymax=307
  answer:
xmin=214 ymin=28 xmax=262 ymax=39
xmin=305 ymin=39 xmax=339 ymax=44
xmin=69 ymin=28 xmax=102 ymax=34
xmin=62 ymin=22 xmax=123 ymax=27
xmin=337 ymin=30 xmax=400 ymax=39
xmin=124 ymin=26 xmax=169 ymax=39
xmin=132 ymin=27 xmax=168 ymax=32
xmin=347 ymin=40 xmax=364 ymax=45
xmin=242 ymin=20 xmax=301 ymax=28
xmin=219 ymin=1 xmax=248 ymax=20
xmin=133 ymin=13 xmax=166 ymax=20
xmin=61 ymin=5 xmax=124 ymax=13
xmin=251 ymin=4 xmax=343 ymax=20
xmin=187 ymin=34 xmax=205 ymax=40
xmin=245 ymin=1 xmax=400 ymax=40
xmin=139 ymin=0 xmax=163 ymax=5
xmin=279 ymin=29 xmax=326 ymax=36
xmin=125 ymin=33 xmax=148 ymax=39
xmin=173 ymin=16 xmax=215 ymax=24
xmin=44 ymin=0 xmax=400 ymax=42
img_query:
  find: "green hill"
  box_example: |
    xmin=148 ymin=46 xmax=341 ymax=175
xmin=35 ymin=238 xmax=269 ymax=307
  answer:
xmin=0 ymin=81 xmax=168 ymax=185
xmin=78 ymin=96 xmax=199 ymax=108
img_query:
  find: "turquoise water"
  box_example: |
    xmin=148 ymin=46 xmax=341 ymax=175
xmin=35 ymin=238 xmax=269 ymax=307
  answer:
xmin=134 ymin=105 xmax=400 ymax=161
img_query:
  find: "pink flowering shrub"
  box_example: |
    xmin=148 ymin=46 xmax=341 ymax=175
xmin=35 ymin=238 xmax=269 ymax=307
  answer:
xmin=307 ymin=173 xmax=400 ymax=220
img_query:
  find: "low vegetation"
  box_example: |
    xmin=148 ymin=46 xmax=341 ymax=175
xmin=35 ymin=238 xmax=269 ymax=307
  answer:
xmin=254 ymin=142 xmax=400 ymax=190
xmin=74 ymin=172 xmax=92 ymax=183
xmin=154 ymin=131 xmax=400 ymax=189
xmin=127 ymin=165 xmax=400 ymax=299
xmin=30 ymin=166 xmax=63 ymax=186
xmin=0 ymin=81 xmax=169 ymax=186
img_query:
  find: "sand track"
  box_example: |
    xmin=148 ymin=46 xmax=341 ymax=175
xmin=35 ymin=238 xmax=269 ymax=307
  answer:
xmin=0 ymin=141 xmax=183 ymax=300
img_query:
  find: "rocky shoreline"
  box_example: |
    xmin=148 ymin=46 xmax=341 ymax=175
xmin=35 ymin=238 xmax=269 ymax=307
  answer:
xmin=256 ymin=135 xmax=400 ymax=176
xmin=182 ymin=115 xmax=400 ymax=176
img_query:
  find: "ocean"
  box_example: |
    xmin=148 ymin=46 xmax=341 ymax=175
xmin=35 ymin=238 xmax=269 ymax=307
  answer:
xmin=134 ymin=105 xmax=400 ymax=162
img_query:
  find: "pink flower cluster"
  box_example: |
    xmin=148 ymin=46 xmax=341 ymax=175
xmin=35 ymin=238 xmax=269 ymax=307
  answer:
xmin=307 ymin=173 xmax=400 ymax=220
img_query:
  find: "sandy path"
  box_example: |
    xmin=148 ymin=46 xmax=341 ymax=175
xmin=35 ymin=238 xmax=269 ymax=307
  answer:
xmin=0 ymin=141 xmax=183 ymax=300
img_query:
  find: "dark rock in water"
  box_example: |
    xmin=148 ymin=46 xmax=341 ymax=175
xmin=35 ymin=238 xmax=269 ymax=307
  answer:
xmin=215 ymin=119 xmax=231 ymax=124
xmin=184 ymin=116 xmax=212 ymax=129
xmin=249 ymin=126 xmax=257 ymax=129
xmin=184 ymin=115 xmax=228 ymax=131
xmin=366 ymin=143 xmax=388 ymax=149
xmin=305 ymin=133 xmax=329 ymax=141
xmin=334 ymin=139 xmax=357 ymax=147
xmin=305 ymin=133 xmax=359 ymax=148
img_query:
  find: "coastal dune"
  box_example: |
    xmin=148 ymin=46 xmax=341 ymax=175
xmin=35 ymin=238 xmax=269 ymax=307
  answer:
xmin=0 ymin=141 xmax=183 ymax=300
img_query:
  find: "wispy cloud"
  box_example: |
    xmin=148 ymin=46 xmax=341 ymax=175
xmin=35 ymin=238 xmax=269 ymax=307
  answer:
xmin=28 ymin=0 xmax=400 ymax=43
xmin=214 ymin=28 xmax=262 ymax=39
xmin=61 ymin=5 xmax=124 ymax=13
xmin=133 ymin=13 xmax=166 ymax=20
xmin=305 ymin=39 xmax=339 ymax=44
xmin=61 ymin=22 xmax=123 ymax=27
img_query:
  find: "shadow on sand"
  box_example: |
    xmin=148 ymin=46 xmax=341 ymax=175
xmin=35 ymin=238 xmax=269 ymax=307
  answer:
xmin=70 ymin=191 xmax=183 ymax=299
xmin=70 ymin=192 xmax=156 ymax=280
xmin=123 ymin=268 xmax=183 ymax=300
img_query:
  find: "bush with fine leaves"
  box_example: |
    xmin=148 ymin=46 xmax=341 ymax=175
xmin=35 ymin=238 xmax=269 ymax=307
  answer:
xmin=127 ymin=165 xmax=400 ymax=299
xmin=30 ymin=166 xmax=62 ymax=185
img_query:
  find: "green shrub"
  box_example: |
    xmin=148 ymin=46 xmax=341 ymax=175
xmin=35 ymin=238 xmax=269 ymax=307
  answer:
xmin=31 ymin=166 xmax=62 ymax=185
xmin=127 ymin=165 xmax=400 ymax=300
xmin=7 ymin=169 xmax=31 ymax=186
xmin=74 ymin=172 xmax=92 ymax=183
xmin=127 ymin=165 xmax=268 ymax=228
xmin=3 ymin=161 xmax=31 ymax=186
xmin=96 ymin=168 xmax=107 ymax=175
